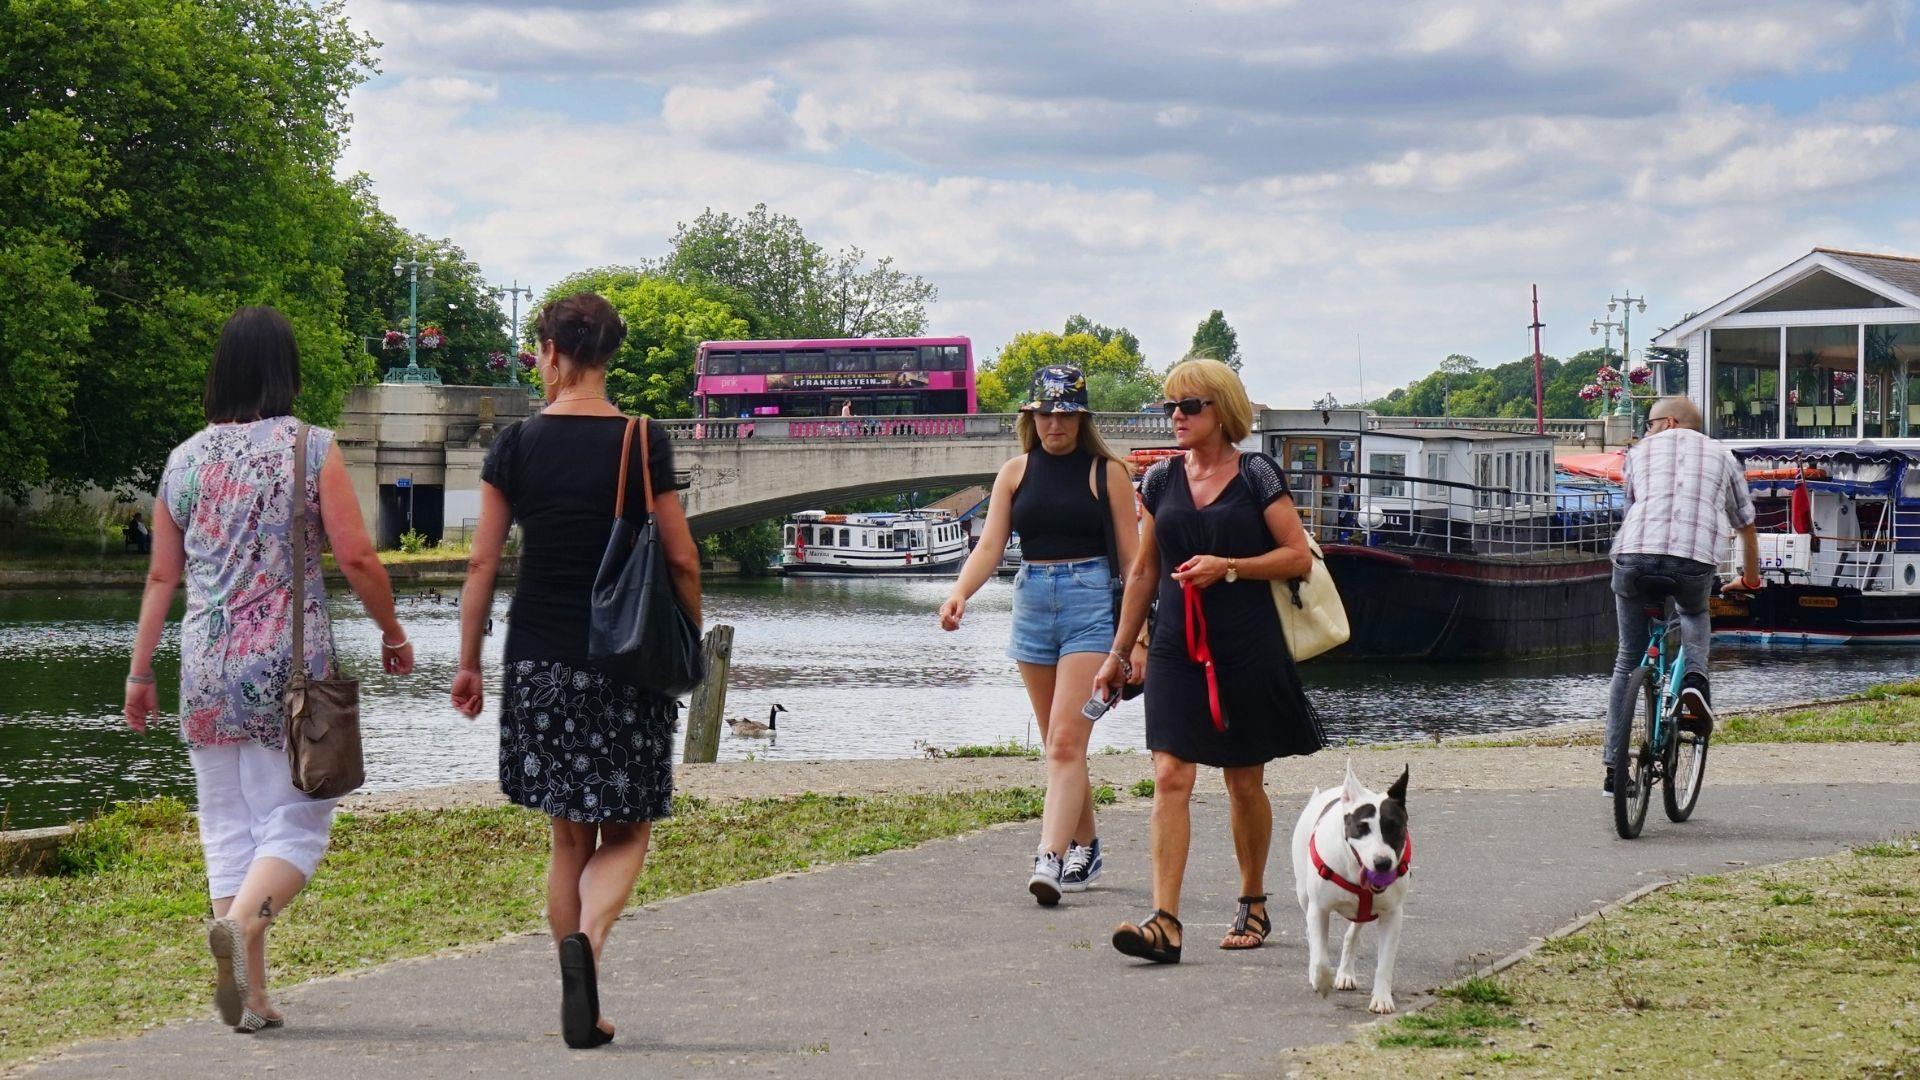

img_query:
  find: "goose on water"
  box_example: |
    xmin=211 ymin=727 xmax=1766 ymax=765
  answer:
xmin=727 ymin=704 xmax=785 ymax=737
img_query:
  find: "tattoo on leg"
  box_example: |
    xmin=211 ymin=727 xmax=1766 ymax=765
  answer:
xmin=259 ymin=898 xmax=274 ymax=921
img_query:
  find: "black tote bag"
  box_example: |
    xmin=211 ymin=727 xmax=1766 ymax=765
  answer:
xmin=587 ymin=417 xmax=706 ymax=696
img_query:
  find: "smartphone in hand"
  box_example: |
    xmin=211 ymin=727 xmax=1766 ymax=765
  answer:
xmin=1081 ymin=690 xmax=1119 ymax=722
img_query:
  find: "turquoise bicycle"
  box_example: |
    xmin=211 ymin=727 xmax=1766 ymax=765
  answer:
xmin=1612 ymin=585 xmax=1711 ymax=840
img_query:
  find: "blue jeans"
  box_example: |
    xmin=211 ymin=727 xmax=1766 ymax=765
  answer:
xmin=1603 ymin=554 xmax=1715 ymax=764
xmin=1007 ymin=559 xmax=1116 ymax=665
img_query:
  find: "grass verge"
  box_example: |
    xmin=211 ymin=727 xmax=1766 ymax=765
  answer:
xmin=0 ymin=787 xmax=1045 ymax=1068
xmin=1296 ymin=834 xmax=1920 ymax=1077
xmin=919 ymin=738 xmax=1041 ymax=759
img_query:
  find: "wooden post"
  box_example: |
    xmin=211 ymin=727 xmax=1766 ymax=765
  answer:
xmin=682 ymin=624 xmax=733 ymax=764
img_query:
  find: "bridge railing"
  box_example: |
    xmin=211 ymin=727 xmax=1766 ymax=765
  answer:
xmin=656 ymin=413 xmax=1173 ymax=442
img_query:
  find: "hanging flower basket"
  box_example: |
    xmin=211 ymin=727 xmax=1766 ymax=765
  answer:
xmin=1594 ymin=364 xmax=1621 ymax=384
xmin=1831 ymin=370 xmax=1857 ymax=389
xmin=518 ymin=350 xmax=537 ymax=370
xmin=382 ymin=330 xmax=407 ymax=350
xmin=488 ymin=351 xmax=509 ymax=372
xmin=1579 ymin=384 xmax=1602 ymax=401
xmin=418 ymin=325 xmax=445 ymax=350
xmin=1627 ymin=365 xmax=1651 ymax=386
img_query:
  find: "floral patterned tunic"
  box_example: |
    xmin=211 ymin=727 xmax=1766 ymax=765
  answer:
xmin=159 ymin=418 xmax=333 ymax=750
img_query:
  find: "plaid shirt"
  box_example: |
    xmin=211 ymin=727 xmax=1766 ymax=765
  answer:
xmin=1613 ymin=428 xmax=1755 ymax=566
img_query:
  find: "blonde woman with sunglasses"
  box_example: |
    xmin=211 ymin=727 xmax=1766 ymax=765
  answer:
xmin=1095 ymin=356 xmax=1325 ymax=963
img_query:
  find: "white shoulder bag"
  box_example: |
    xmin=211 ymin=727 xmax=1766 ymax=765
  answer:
xmin=1272 ymin=527 xmax=1350 ymax=662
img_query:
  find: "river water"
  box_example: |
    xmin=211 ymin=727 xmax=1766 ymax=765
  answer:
xmin=4 ymin=581 xmax=1916 ymax=830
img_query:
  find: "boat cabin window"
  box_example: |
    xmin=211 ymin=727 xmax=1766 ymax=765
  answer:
xmin=1367 ymin=453 xmax=1407 ymax=498
xmin=839 ymin=528 xmax=851 ymax=547
xmin=1424 ymin=452 xmax=1448 ymax=497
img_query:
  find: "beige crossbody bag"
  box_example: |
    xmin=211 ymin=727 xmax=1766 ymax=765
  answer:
xmin=282 ymin=423 xmax=366 ymax=799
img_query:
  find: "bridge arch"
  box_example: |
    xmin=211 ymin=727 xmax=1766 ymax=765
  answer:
xmin=659 ymin=414 xmax=1173 ymax=536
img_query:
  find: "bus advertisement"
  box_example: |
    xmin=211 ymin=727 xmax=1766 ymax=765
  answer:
xmin=693 ymin=337 xmax=976 ymax=419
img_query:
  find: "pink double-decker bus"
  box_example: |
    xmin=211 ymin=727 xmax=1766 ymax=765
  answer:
xmin=693 ymin=337 xmax=976 ymax=419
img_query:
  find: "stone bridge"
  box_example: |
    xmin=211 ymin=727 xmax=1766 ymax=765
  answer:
xmin=660 ymin=413 xmax=1174 ymax=535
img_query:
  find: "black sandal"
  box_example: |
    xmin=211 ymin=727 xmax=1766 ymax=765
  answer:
xmin=559 ymin=933 xmax=613 ymax=1048
xmin=1220 ymin=895 xmax=1270 ymax=950
xmin=1112 ymin=910 xmax=1183 ymax=964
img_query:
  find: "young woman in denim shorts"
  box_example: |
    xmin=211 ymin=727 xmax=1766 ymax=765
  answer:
xmin=940 ymin=366 xmax=1141 ymax=904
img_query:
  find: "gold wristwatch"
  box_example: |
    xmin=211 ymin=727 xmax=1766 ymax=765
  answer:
xmin=1225 ymin=558 xmax=1238 ymax=583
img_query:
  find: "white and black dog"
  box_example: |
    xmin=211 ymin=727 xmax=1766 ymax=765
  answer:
xmin=1290 ymin=759 xmax=1412 ymax=1014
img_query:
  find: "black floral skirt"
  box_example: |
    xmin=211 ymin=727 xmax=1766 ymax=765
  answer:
xmin=499 ymin=659 xmax=676 ymax=823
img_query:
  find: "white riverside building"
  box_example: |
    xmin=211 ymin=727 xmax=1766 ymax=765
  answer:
xmin=1654 ymin=247 xmax=1920 ymax=449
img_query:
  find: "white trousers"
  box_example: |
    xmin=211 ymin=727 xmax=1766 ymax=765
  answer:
xmin=189 ymin=741 xmax=338 ymax=898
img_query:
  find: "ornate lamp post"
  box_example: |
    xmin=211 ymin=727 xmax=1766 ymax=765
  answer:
xmin=384 ymin=250 xmax=441 ymax=385
xmin=1589 ymin=313 xmax=1623 ymax=416
xmin=491 ymin=281 xmax=534 ymax=386
xmin=1607 ymin=291 xmax=1646 ymax=418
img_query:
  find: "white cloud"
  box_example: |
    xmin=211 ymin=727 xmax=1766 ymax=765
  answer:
xmin=333 ymin=0 xmax=1920 ymax=406
xmin=661 ymin=79 xmax=800 ymax=150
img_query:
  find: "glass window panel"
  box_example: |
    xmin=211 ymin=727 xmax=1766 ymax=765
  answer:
xmin=1785 ymin=325 xmax=1859 ymax=439
xmin=1710 ymin=327 xmax=1781 ymax=439
xmin=1367 ymin=453 xmax=1406 ymax=498
xmin=1424 ymin=452 xmax=1448 ymax=496
xmin=706 ymin=352 xmax=738 ymax=375
xmin=1864 ymin=324 xmax=1920 ymax=440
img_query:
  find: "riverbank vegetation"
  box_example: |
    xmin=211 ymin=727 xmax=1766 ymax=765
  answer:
xmin=1452 ymin=678 xmax=1920 ymax=748
xmin=1300 ymin=834 xmax=1920 ymax=1077
xmin=0 ymin=789 xmax=1047 ymax=1068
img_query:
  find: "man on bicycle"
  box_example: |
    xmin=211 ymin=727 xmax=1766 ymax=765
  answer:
xmin=1604 ymin=396 xmax=1761 ymax=797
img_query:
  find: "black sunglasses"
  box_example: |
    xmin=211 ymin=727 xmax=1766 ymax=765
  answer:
xmin=1159 ymin=397 xmax=1213 ymax=417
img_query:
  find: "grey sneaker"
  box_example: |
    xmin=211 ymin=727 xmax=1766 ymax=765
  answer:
xmin=1028 ymin=850 xmax=1063 ymax=906
xmin=1060 ymin=838 xmax=1104 ymax=892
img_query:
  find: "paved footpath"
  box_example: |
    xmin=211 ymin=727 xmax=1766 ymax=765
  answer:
xmin=31 ymin=783 xmax=1920 ymax=1079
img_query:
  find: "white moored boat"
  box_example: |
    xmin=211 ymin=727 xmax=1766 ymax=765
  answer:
xmin=780 ymin=509 xmax=970 ymax=576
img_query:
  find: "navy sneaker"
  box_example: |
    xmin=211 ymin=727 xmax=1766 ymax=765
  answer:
xmin=1060 ymin=838 xmax=1103 ymax=892
xmin=1028 ymin=850 xmax=1063 ymax=906
xmin=1603 ymin=767 xmax=1638 ymax=800
xmin=1679 ymin=675 xmax=1715 ymax=736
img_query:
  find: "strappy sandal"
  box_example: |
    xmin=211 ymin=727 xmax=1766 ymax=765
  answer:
xmin=559 ymin=933 xmax=613 ymax=1049
xmin=1220 ymin=894 xmax=1271 ymax=950
xmin=1111 ymin=910 xmax=1183 ymax=964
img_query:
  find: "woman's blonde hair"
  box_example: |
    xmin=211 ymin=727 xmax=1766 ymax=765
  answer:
xmin=1016 ymin=410 xmax=1124 ymax=465
xmin=1164 ymin=355 xmax=1253 ymax=444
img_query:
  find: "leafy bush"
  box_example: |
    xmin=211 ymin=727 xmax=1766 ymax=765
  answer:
xmin=55 ymin=798 xmax=193 ymax=876
xmin=398 ymin=528 xmax=428 ymax=554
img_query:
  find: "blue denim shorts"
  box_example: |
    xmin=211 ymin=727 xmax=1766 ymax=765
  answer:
xmin=1007 ymin=558 xmax=1117 ymax=666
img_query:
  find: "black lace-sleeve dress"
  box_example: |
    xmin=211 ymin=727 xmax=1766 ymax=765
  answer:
xmin=1140 ymin=452 xmax=1325 ymax=767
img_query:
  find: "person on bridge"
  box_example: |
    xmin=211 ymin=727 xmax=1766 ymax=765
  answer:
xmin=940 ymin=365 xmax=1142 ymax=905
xmin=124 ymin=305 xmax=416 ymax=1033
xmin=451 ymin=292 xmax=702 ymax=1049
xmin=1096 ymin=355 xmax=1325 ymax=962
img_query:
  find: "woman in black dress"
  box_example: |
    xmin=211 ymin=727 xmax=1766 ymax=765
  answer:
xmin=452 ymin=293 xmax=702 ymax=1046
xmin=1095 ymin=356 xmax=1324 ymax=963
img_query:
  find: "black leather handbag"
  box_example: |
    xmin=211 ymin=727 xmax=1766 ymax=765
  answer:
xmin=587 ymin=417 xmax=706 ymax=697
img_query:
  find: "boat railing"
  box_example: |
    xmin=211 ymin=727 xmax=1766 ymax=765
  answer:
xmin=658 ymin=413 xmax=1173 ymax=442
xmin=1727 ymin=503 xmax=1916 ymax=591
xmin=1282 ymin=469 xmax=1623 ymax=558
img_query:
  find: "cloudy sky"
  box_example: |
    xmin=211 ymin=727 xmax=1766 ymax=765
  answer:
xmin=336 ymin=0 xmax=1920 ymax=407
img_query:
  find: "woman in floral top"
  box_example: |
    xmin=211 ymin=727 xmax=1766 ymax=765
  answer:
xmin=125 ymin=306 xmax=415 ymax=1034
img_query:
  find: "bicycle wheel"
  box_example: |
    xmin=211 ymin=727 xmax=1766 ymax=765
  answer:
xmin=1612 ymin=667 xmax=1655 ymax=840
xmin=1663 ymin=722 xmax=1709 ymax=822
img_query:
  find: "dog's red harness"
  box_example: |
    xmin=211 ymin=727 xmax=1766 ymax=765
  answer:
xmin=1308 ymin=799 xmax=1412 ymax=924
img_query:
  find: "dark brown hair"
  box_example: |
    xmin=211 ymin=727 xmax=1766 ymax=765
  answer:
xmin=204 ymin=306 xmax=301 ymax=423
xmin=536 ymin=292 xmax=627 ymax=373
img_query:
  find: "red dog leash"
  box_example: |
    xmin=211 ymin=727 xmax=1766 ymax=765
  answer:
xmin=1183 ymin=581 xmax=1226 ymax=732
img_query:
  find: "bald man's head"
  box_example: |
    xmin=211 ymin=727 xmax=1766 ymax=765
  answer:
xmin=1649 ymin=396 xmax=1703 ymax=431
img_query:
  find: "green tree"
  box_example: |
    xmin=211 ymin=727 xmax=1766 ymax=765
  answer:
xmin=654 ymin=204 xmax=935 ymax=338
xmin=538 ymin=268 xmax=751 ymax=420
xmin=0 ymin=0 xmax=376 ymax=496
xmin=979 ymin=330 xmax=1156 ymax=412
xmin=1188 ymin=309 xmax=1241 ymax=371
xmin=340 ymin=180 xmax=511 ymax=385
xmin=1063 ymin=314 xmax=1143 ymax=357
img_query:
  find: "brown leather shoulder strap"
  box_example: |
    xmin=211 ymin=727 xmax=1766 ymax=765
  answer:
xmin=639 ymin=416 xmax=655 ymax=514
xmin=614 ymin=418 xmax=637 ymax=521
xmin=290 ymin=422 xmax=308 ymax=685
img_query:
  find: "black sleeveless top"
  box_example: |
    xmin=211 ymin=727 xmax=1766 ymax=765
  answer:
xmin=1010 ymin=447 xmax=1106 ymax=560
